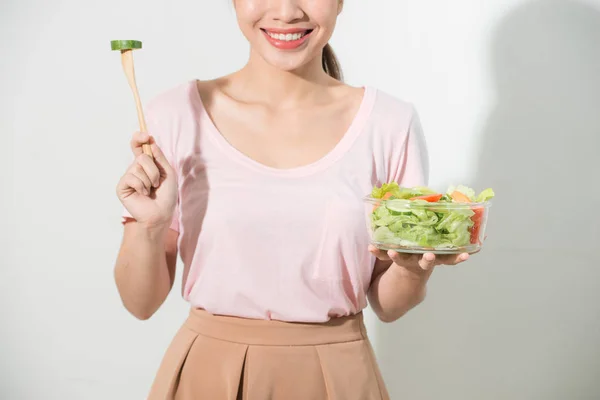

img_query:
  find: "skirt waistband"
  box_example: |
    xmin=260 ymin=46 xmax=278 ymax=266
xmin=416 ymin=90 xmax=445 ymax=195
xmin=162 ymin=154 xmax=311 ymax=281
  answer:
xmin=184 ymin=308 xmax=367 ymax=346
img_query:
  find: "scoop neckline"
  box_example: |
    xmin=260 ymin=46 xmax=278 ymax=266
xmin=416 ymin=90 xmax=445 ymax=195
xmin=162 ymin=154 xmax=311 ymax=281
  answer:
xmin=190 ymin=79 xmax=377 ymax=178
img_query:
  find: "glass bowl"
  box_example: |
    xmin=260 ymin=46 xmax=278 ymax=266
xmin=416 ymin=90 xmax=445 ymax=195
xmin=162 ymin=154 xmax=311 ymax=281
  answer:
xmin=364 ymin=197 xmax=492 ymax=254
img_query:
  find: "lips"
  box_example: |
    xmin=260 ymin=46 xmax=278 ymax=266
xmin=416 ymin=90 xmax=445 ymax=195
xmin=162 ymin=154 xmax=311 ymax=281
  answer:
xmin=260 ymin=28 xmax=314 ymax=50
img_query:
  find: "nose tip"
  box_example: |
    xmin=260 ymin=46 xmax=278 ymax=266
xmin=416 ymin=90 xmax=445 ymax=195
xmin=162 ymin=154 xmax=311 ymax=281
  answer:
xmin=272 ymin=0 xmax=305 ymax=23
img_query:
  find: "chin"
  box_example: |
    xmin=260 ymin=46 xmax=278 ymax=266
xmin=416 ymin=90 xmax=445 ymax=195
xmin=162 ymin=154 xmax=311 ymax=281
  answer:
xmin=263 ymin=55 xmax=311 ymax=72
xmin=255 ymin=41 xmax=322 ymax=73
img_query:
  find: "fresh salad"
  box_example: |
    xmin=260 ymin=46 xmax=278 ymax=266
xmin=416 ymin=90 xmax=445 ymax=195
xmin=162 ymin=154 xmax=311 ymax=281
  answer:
xmin=369 ymin=183 xmax=495 ymax=250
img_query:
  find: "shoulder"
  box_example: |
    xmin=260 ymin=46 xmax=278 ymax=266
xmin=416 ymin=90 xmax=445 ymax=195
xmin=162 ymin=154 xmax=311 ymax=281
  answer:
xmin=145 ymin=80 xmax=200 ymax=120
xmin=365 ymin=89 xmax=429 ymax=184
xmin=368 ymin=87 xmax=419 ymax=130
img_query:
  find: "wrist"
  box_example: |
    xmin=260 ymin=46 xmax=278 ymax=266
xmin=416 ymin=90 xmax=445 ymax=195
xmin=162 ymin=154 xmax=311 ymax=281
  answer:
xmin=133 ymin=219 xmax=171 ymax=241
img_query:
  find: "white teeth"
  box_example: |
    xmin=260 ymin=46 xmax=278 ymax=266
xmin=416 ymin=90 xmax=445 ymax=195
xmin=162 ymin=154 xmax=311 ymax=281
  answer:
xmin=267 ymin=31 xmax=307 ymax=41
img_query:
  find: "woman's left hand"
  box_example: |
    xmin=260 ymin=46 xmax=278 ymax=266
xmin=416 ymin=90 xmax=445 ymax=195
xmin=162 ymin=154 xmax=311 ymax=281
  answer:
xmin=368 ymin=245 xmax=471 ymax=281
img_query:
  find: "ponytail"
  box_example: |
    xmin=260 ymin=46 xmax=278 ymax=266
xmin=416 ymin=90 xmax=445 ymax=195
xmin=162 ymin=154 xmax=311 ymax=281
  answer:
xmin=322 ymin=43 xmax=343 ymax=81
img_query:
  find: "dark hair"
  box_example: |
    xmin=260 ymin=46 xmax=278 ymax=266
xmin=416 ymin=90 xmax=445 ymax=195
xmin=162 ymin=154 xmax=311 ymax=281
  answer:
xmin=322 ymin=43 xmax=343 ymax=81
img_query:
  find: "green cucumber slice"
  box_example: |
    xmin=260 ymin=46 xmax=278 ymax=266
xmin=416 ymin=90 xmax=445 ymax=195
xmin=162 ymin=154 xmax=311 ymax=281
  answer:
xmin=111 ymin=40 xmax=142 ymax=51
xmin=385 ymin=199 xmax=411 ymax=213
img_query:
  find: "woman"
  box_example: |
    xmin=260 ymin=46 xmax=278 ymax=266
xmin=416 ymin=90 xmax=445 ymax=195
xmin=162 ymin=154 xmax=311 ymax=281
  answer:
xmin=115 ymin=1 xmax=470 ymax=398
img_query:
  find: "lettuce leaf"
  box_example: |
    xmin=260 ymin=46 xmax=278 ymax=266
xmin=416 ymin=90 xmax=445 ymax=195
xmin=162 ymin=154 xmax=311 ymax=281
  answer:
xmin=476 ymin=188 xmax=495 ymax=202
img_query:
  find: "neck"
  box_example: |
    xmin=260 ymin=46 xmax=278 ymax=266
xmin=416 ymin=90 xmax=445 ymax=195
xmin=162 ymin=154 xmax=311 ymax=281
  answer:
xmin=233 ymin=49 xmax=336 ymax=107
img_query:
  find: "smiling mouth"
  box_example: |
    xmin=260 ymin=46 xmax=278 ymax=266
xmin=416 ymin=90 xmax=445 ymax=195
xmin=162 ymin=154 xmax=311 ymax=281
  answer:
xmin=260 ymin=28 xmax=314 ymax=42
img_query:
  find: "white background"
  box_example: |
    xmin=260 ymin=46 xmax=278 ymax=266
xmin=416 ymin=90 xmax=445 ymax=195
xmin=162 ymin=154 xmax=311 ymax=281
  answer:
xmin=2 ymin=0 xmax=600 ymax=399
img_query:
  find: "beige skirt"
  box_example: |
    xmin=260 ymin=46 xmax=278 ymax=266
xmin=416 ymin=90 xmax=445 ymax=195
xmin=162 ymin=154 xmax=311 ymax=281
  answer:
xmin=147 ymin=308 xmax=390 ymax=400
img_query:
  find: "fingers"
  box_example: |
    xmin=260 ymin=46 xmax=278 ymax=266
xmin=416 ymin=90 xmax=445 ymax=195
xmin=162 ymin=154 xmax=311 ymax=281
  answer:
xmin=435 ymin=253 xmax=470 ymax=266
xmin=130 ymin=131 xmax=151 ymax=156
xmin=150 ymin=142 xmax=173 ymax=177
xmin=387 ymin=250 xmax=420 ymax=266
xmin=384 ymin=250 xmax=437 ymax=271
xmin=127 ymin=160 xmax=150 ymax=193
xmin=129 ymin=163 xmax=152 ymax=194
xmin=368 ymin=245 xmax=472 ymax=271
xmin=129 ymin=132 xmax=172 ymax=179
xmin=119 ymin=173 xmax=148 ymax=196
xmin=135 ymin=154 xmax=161 ymax=188
xmin=122 ymin=153 xmax=161 ymax=196
xmin=119 ymin=133 xmax=167 ymax=200
xmin=418 ymin=253 xmax=437 ymax=270
xmin=368 ymin=245 xmax=391 ymax=260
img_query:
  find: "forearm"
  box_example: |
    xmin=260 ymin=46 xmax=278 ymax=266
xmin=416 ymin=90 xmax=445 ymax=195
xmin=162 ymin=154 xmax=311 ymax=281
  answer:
xmin=114 ymin=223 xmax=172 ymax=320
xmin=368 ymin=263 xmax=430 ymax=323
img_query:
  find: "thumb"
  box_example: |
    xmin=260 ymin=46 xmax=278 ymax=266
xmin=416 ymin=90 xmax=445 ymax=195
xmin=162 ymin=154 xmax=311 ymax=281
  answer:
xmin=150 ymin=141 xmax=171 ymax=169
xmin=418 ymin=253 xmax=437 ymax=271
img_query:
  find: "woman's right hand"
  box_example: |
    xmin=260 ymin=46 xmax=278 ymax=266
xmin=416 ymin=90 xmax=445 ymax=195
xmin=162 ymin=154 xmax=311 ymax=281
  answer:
xmin=116 ymin=131 xmax=177 ymax=230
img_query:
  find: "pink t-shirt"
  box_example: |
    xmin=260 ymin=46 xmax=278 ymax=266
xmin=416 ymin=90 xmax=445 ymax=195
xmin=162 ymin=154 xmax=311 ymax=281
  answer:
xmin=123 ymin=80 xmax=428 ymax=323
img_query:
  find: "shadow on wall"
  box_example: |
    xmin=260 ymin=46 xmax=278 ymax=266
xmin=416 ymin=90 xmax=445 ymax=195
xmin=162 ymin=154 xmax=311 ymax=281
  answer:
xmin=375 ymin=1 xmax=600 ymax=399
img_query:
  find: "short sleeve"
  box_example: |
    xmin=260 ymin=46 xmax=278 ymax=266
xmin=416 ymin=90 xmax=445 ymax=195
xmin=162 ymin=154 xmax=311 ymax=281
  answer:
xmin=121 ymin=101 xmax=180 ymax=232
xmin=389 ymin=106 xmax=430 ymax=187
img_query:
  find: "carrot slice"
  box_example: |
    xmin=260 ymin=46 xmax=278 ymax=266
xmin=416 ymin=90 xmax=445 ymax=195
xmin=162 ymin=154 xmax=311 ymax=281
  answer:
xmin=410 ymin=194 xmax=443 ymax=202
xmin=450 ymin=191 xmax=471 ymax=203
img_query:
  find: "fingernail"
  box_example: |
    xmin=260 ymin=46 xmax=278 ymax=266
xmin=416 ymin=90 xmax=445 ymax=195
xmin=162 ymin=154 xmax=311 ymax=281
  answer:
xmin=425 ymin=253 xmax=435 ymax=261
xmin=461 ymin=254 xmax=469 ymax=261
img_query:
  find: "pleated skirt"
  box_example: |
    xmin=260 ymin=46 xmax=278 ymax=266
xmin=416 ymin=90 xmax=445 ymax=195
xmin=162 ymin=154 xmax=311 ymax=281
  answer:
xmin=147 ymin=308 xmax=390 ymax=400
